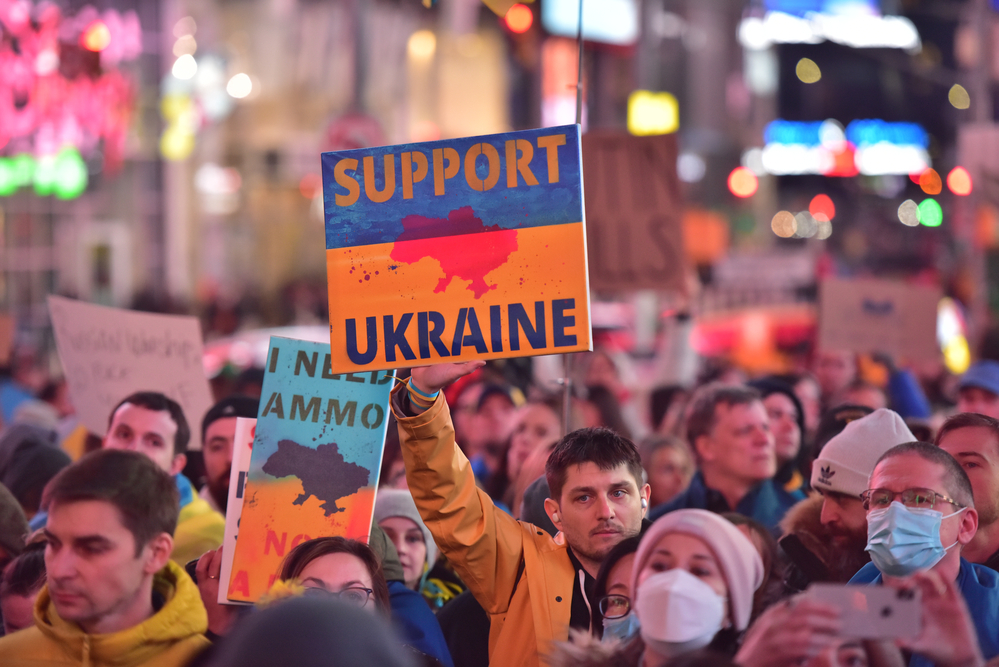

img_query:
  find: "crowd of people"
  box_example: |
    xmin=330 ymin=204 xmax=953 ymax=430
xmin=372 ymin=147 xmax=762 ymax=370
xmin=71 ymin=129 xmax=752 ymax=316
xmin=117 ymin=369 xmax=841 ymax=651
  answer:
xmin=0 ymin=341 xmax=998 ymax=666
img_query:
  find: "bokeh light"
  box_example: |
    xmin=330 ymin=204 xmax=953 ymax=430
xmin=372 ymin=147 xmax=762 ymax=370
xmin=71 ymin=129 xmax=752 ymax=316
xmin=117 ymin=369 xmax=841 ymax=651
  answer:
xmin=727 ymin=167 xmax=758 ymax=198
xmin=227 ymin=73 xmax=253 ymax=99
xmin=172 ymin=54 xmax=198 ymax=80
xmin=173 ymin=16 xmax=197 ymax=38
xmin=947 ymin=167 xmax=973 ymax=196
xmin=504 ymin=4 xmax=534 ymax=34
xmin=919 ymin=168 xmax=942 ymax=195
xmin=408 ymin=30 xmax=437 ymax=61
xmin=796 ymin=58 xmax=821 ymax=83
xmin=809 ymin=194 xmax=835 ymax=221
xmin=173 ymin=35 xmax=197 ymax=57
xmin=816 ymin=218 xmax=833 ymax=240
xmin=949 ymin=84 xmax=970 ymax=110
xmin=53 ymin=149 xmax=88 ymax=200
xmin=81 ymin=21 xmax=111 ymax=52
xmin=918 ymin=198 xmax=943 ymax=227
xmin=771 ymin=210 xmax=796 ymax=237
xmin=628 ymin=91 xmax=679 ymax=136
xmin=794 ymin=212 xmax=817 ymax=238
xmin=898 ymin=200 xmax=920 ymax=226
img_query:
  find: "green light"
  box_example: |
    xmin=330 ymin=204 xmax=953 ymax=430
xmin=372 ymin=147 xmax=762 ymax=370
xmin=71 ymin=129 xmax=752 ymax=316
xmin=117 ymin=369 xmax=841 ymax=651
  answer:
xmin=53 ymin=148 xmax=88 ymax=200
xmin=33 ymin=156 xmax=57 ymax=196
xmin=11 ymin=154 xmax=35 ymax=187
xmin=0 ymin=159 xmax=16 ymax=197
xmin=918 ymin=198 xmax=943 ymax=227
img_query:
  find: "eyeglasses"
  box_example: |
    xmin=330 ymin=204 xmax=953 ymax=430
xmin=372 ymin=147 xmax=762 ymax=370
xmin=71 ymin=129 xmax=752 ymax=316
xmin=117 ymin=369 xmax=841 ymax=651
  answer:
xmin=302 ymin=585 xmax=373 ymax=607
xmin=861 ymin=487 xmax=965 ymax=512
xmin=598 ymin=594 xmax=631 ymax=619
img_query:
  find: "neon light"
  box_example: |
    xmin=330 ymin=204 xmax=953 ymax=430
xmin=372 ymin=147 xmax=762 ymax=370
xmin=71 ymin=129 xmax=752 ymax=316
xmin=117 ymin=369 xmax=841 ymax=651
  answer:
xmin=739 ymin=12 xmax=921 ymax=52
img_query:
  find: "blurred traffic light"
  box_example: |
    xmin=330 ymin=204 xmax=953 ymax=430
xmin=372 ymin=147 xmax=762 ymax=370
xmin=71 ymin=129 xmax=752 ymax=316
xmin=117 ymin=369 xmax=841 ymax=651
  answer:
xmin=727 ymin=167 xmax=758 ymax=198
xmin=947 ymin=167 xmax=973 ymax=196
xmin=504 ymin=4 xmax=533 ymax=34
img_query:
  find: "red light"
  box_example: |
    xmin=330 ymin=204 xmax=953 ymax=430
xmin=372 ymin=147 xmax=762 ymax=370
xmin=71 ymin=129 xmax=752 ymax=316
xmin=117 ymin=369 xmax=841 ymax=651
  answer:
xmin=505 ymin=4 xmax=533 ymax=34
xmin=947 ymin=167 xmax=973 ymax=196
xmin=909 ymin=172 xmax=923 ymax=184
xmin=919 ymin=168 xmax=942 ymax=195
xmin=81 ymin=21 xmax=111 ymax=52
xmin=809 ymin=194 xmax=835 ymax=221
xmin=727 ymin=167 xmax=758 ymax=198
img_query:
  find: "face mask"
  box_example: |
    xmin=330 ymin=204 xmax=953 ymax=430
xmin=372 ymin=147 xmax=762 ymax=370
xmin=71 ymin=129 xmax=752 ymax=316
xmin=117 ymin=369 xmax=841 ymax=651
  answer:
xmin=866 ymin=501 xmax=966 ymax=577
xmin=602 ymin=612 xmax=641 ymax=644
xmin=635 ymin=569 xmax=725 ymax=656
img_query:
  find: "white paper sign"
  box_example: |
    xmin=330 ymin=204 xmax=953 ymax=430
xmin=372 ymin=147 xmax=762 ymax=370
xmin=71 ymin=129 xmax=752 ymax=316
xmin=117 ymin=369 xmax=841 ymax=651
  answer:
xmin=220 ymin=417 xmax=255 ymax=606
xmin=47 ymin=295 xmax=214 ymax=449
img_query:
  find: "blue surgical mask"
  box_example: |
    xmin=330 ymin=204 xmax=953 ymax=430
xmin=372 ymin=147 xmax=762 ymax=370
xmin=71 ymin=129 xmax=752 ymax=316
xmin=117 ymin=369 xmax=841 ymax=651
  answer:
xmin=866 ymin=501 xmax=965 ymax=577
xmin=602 ymin=611 xmax=640 ymax=643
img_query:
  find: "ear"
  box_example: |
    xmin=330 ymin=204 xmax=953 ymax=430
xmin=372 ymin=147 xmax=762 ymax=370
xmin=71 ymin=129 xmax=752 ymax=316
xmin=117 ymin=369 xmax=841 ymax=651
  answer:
xmin=544 ymin=497 xmax=562 ymax=531
xmin=640 ymin=483 xmax=651 ymax=515
xmin=958 ymin=507 xmax=979 ymax=547
xmin=694 ymin=435 xmax=714 ymax=464
xmin=169 ymin=453 xmax=188 ymax=477
xmin=141 ymin=533 xmax=174 ymax=575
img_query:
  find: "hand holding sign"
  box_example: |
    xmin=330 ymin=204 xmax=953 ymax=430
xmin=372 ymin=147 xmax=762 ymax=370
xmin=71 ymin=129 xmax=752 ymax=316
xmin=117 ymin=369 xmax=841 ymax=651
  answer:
xmin=410 ymin=360 xmax=485 ymax=395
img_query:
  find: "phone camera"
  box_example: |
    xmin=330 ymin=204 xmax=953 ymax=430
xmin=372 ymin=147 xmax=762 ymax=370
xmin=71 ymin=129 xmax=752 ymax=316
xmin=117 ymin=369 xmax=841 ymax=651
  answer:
xmin=897 ymin=589 xmax=915 ymax=601
xmin=880 ymin=606 xmax=893 ymax=618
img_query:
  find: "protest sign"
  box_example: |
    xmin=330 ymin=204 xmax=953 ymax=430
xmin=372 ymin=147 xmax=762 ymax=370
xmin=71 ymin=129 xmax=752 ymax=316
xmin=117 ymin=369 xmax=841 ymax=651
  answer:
xmin=818 ymin=278 xmax=940 ymax=362
xmin=47 ymin=295 xmax=213 ymax=449
xmin=321 ymin=125 xmax=592 ymax=373
xmin=220 ymin=417 xmax=255 ymax=605
xmin=228 ymin=337 xmax=391 ymax=603
xmin=581 ymin=131 xmax=686 ymax=293
xmin=0 ymin=314 xmax=13 ymax=366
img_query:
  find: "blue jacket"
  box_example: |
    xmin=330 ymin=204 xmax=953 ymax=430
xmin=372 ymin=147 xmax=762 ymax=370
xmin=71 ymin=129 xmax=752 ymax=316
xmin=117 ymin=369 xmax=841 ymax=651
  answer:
xmin=649 ymin=471 xmax=805 ymax=534
xmin=388 ymin=580 xmax=455 ymax=667
xmin=849 ymin=559 xmax=999 ymax=666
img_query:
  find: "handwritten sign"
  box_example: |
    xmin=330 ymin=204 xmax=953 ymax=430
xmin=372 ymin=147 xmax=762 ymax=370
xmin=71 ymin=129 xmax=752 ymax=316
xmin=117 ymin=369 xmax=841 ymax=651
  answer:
xmin=228 ymin=337 xmax=391 ymax=602
xmin=818 ymin=278 xmax=940 ymax=362
xmin=321 ymin=125 xmax=592 ymax=372
xmin=47 ymin=295 xmax=214 ymax=449
xmin=220 ymin=417 xmax=255 ymax=606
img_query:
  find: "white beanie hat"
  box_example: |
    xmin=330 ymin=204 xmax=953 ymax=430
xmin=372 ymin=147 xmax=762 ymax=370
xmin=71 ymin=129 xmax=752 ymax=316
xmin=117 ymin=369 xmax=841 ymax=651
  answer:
xmin=372 ymin=488 xmax=437 ymax=566
xmin=811 ymin=408 xmax=916 ymax=497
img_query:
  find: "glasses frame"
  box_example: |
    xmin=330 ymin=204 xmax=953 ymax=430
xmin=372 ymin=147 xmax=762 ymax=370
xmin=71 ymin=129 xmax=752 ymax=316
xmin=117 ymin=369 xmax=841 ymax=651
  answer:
xmin=861 ymin=487 xmax=966 ymax=512
xmin=303 ymin=585 xmax=374 ymax=607
xmin=598 ymin=593 xmax=631 ymax=619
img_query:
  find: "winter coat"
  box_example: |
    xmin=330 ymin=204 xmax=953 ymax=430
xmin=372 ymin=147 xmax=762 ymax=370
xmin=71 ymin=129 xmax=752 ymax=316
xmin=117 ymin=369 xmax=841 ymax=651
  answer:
xmin=777 ymin=494 xmax=870 ymax=591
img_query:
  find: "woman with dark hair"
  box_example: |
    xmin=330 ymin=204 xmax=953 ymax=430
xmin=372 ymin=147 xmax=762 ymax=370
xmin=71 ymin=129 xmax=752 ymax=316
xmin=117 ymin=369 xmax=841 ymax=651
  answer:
xmin=279 ymin=536 xmax=391 ymax=615
xmin=590 ymin=536 xmax=641 ymax=643
xmin=0 ymin=539 xmax=45 ymax=635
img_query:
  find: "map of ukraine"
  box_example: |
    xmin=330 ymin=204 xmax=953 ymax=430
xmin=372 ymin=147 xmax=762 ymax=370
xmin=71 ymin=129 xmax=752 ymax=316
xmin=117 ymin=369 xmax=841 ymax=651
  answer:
xmin=262 ymin=440 xmax=370 ymax=517
xmin=390 ymin=205 xmax=519 ymax=299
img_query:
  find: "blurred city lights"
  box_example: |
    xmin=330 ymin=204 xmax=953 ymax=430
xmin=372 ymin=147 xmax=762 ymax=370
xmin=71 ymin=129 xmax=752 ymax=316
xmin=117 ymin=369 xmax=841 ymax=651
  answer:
xmin=795 ymin=58 xmax=821 ymax=83
xmin=794 ymin=212 xmax=817 ymax=238
xmin=407 ymin=30 xmax=437 ymax=61
xmin=173 ymin=35 xmax=197 ymax=57
xmin=816 ymin=217 xmax=833 ymax=240
xmin=919 ymin=168 xmax=942 ymax=195
xmin=727 ymin=167 xmax=758 ymax=198
xmin=809 ymin=194 xmax=835 ymax=220
xmin=741 ymin=148 xmax=766 ymax=176
xmin=738 ymin=12 xmax=921 ymax=52
xmin=949 ymin=84 xmax=970 ymax=110
xmin=627 ymin=91 xmax=679 ymax=136
xmin=938 ymin=298 xmax=971 ymax=375
xmin=81 ymin=21 xmax=112 ymax=52
xmin=173 ymin=16 xmax=197 ymax=38
xmin=898 ymin=199 xmax=920 ymax=226
xmin=172 ymin=54 xmax=198 ymax=80
xmin=0 ymin=149 xmax=88 ymax=200
xmin=918 ymin=198 xmax=943 ymax=227
xmin=677 ymin=153 xmax=706 ymax=183
xmin=771 ymin=210 xmax=796 ymax=237
xmin=227 ymin=73 xmax=253 ymax=99
xmin=947 ymin=167 xmax=973 ymax=195
xmin=505 ymin=4 xmax=534 ymax=34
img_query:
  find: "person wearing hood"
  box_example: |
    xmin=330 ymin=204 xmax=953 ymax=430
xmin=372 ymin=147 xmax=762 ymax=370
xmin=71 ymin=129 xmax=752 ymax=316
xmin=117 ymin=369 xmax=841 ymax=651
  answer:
xmin=748 ymin=378 xmax=806 ymax=494
xmin=0 ymin=449 xmax=210 ymax=666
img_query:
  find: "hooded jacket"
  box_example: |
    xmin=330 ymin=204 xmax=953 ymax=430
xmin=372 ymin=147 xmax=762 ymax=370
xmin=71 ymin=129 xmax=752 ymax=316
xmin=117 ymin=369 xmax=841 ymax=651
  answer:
xmin=0 ymin=560 xmax=210 ymax=667
xmin=172 ymin=473 xmax=225 ymax=565
xmin=778 ymin=494 xmax=871 ymax=591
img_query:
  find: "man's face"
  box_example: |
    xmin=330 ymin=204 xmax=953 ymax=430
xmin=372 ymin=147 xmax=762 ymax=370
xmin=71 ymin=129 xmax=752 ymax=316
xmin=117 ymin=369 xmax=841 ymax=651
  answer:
xmin=698 ymin=401 xmax=776 ymax=485
xmin=547 ymin=462 xmax=649 ymax=570
xmin=104 ymin=403 xmax=183 ymax=475
xmin=763 ymin=393 xmax=801 ymax=466
xmin=958 ymin=387 xmax=999 ymax=420
xmin=203 ymin=417 xmax=237 ymax=512
xmin=819 ymin=491 xmax=868 ymax=550
xmin=937 ymin=426 xmax=999 ymax=526
xmin=44 ymin=500 xmax=167 ymax=634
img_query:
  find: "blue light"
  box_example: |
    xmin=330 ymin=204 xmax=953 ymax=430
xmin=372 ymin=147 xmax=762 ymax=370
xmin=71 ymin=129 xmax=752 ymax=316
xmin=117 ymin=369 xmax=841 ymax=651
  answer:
xmin=764 ymin=119 xmax=928 ymax=147
xmin=764 ymin=120 xmax=825 ymax=146
xmin=764 ymin=0 xmax=880 ymax=17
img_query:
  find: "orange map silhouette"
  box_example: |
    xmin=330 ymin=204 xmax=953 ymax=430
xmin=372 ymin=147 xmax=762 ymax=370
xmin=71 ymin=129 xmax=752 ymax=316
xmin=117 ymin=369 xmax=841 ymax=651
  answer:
xmin=389 ymin=206 xmax=519 ymax=299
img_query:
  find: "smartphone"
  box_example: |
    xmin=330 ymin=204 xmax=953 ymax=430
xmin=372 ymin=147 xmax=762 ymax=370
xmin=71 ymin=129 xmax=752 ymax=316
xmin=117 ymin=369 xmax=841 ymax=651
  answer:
xmin=805 ymin=583 xmax=921 ymax=639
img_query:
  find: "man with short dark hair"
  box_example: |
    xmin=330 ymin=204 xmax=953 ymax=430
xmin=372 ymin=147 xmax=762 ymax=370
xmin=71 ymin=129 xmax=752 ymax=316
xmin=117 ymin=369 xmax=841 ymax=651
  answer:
xmin=0 ymin=449 xmax=210 ymax=665
xmin=936 ymin=412 xmax=999 ymax=570
xmin=957 ymin=360 xmax=999 ymax=419
xmin=850 ymin=442 xmax=999 ymax=664
xmin=393 ymin=362 xmax=650 ymax=667
xmin=650 ymin=382 xmax=804 ymax=531
xmin=103 ymin=392 xmax=224 ymax=565
xmin=200 ymin=396 xmax=259 ymax=514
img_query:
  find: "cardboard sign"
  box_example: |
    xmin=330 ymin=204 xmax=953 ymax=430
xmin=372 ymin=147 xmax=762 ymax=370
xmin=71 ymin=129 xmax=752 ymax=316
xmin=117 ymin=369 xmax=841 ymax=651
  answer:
xmin=581 ymin=131 xmax=686 ymax=292
xmin=219 ymin=417 xmax=255 ymax=605
xmin=321 ymin=125 xmax=592 ymax=372
xmin=818 ymin=278 xmax=940 ymax=362
xmin=228 ymin=337 xmax=391 ymax=602
xmin=47 ymin=296 xmax=213 ymax=449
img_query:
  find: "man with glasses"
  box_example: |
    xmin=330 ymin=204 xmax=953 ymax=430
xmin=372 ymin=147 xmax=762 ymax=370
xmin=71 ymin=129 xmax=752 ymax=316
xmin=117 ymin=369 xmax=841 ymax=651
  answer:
xmin=850 ymin=442 xmax=999 ymax=664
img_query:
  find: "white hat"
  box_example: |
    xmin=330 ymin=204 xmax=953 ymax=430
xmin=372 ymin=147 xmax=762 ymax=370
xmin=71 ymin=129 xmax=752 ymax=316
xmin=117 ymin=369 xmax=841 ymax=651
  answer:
xmin=372 ymin=488 xmax=437 ymax=566
xmin=811 ymin=408 xmax=916 ymax=497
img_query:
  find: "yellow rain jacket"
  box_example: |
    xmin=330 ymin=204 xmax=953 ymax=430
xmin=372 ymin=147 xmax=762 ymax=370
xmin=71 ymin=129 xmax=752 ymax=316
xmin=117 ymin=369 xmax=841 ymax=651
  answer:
xmin=0 ymin=560 xmax=211 ymax=667
xmin=393 ymin=382 xmax=576 ymax=667
xmin=172 ymin=495 xmax=225 ymax=565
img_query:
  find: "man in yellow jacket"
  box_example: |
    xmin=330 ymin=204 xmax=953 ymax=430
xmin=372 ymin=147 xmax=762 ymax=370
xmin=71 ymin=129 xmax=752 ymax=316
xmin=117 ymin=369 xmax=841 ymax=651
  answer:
xmin=0 ymin=448 xmax=211 ymax=666
xmin=394 ymin=363 xmax=651 ymax=667
xmin=101 ymin=391 xmax=225 ymax=565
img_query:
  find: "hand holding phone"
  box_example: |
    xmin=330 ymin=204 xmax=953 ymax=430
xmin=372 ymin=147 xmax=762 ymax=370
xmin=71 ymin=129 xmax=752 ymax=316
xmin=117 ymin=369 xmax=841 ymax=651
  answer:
xmin=804 ymin=583 xmax=921 ymax=640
